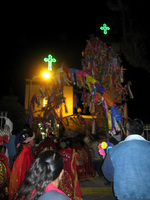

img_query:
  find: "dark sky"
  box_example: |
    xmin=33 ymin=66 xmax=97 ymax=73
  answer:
xmin=2 ymin=3 xmax=110 ymax=95
xmin=1 ymin=1 xmax=150 ymax=123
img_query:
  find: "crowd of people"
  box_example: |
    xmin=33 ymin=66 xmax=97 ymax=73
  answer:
xmin=0 ymin=118 xmax=150 ymax=200
xmin=0 ymin=124 xmax=99 ymax=200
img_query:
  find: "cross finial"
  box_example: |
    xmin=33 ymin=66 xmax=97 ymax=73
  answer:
xmin=44 ymin=54 xmax=56 ymax=71
xmin=100 ymin=23 xmax=110 ymax=35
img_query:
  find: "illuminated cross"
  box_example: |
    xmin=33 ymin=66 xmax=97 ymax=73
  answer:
xmin=44 ymin=54 xmax=56 ymax=71
xmin=100 ymin=23 xmax=110 ymax=35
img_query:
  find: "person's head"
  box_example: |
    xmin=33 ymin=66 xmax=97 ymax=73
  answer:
xmin=83 ymin=136 xmax=91 ymax=145
xmin=23 ymin=123 xmax=30 ymax=130
xmin=19 ymin=129 xmax=35 ymax=148
xmin=126 ymin=118 xmax=144 ymax=136
xmin=15 ymin=129 xmax=35 ymax=161
xmin=64 ymin=138 xmax=73 ymax=149
xmin=16 ymin=150 xmax=64 ymax=199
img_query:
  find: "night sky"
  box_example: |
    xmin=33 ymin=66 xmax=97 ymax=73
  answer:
xmin=1 ymin=1 xmax=150 ymax=123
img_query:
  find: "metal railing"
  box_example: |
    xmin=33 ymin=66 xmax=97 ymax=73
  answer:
xmin=0 ymin=111 xmax=8 ymax=127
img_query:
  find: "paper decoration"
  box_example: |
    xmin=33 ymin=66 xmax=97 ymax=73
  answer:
xmin=101 ymin=142 xmax=108 ymax=149
xmin=98 ymin=141 xmax=112 ymax=156
xmin=27 ymin=36 xmax=133 ymax=135
xmin=92 ymin=118 xmax=96 ymax=134
xmin=111 ymin=106 xmax=122 ymax=123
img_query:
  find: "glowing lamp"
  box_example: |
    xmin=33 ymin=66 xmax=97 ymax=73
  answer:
xmin=43 ymin=71 xmax=50 ymax=79
xmin=77 ymin=107 xmax=82 ymax=114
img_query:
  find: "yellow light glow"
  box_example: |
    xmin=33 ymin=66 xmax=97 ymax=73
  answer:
xmin=55 ymin=86 xmax=73 ymax=118
xmin=43 ymin=71 xmax=50 ymax=79
xmin=62 ymin=86 xmax=73 ymax=117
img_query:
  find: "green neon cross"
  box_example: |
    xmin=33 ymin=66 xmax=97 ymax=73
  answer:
xmin=44 ymin=54 xmax=56 ymax=71
xmin=100 ymin=23 xmax=110 ymax=35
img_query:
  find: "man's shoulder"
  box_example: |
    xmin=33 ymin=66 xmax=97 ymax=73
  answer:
xmin=109 ymin=138 xmax=150 ymax=156
xmin=38 ymin=190 xmax=69 ymax=200
xmin=123 ymin=138 xmax=150 ymax=146
xmin=113 ymin=137 xmax=150 ymax=147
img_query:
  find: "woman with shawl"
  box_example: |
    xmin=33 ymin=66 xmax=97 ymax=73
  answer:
xmin=59 ymin=138 xmax=82 ymax=200
xmin=9 ymin=129 xmax=35 ymax=200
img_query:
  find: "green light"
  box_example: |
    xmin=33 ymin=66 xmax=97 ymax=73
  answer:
xmin=100 ymin=23 xmax=110 ymax=35
xmin=44 ymin=54 xmax=56 ymax=71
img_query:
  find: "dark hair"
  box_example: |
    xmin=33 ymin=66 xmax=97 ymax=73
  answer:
xmin=126 ymin=118 xmax=144 ymax=135
xmin=64 ymin=138 xmax=73 ymax=149
xmin=14 ymin=129 xmax=34 ymax=161
xmin=23 ymin=123 xmax=31 ymax=130
xmin=16 ymin=150 xmax=63 ymax=200
xmin=75 ymin=135 xmax=85 ymax=146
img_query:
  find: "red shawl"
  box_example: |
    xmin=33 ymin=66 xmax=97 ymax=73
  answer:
xmin=36 ymin=138 xmax=57 ymax=156
xmin=0 ymin=152 xmax=10 ymax=200
xmin=9 ymin=145 xmax=34 ymax=200
xmin=74 ymin=143 xmax=96 ymax=181
xmin=59 ymin=148 xmax=82 ymax=200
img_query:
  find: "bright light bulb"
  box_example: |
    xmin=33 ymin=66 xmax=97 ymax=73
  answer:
xmin=43 ymin=71 xmax=50 ymax=79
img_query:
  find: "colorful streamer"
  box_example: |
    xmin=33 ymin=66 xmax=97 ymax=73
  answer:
xmin=26 ymin=36 xmax=134 ymax=135
xmin=92 ymin=118 xmax=96 ymax=134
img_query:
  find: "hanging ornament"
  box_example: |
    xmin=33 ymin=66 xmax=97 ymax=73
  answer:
xmin=120 ymin=66 xmax=124 ymax=83
xmin=111 ymin=106 xmax=122 ymax=123
xmin=92 ymin=118 xmax=96 ymax=134
xmin=128 ymin=82 xmax=134 ymax=99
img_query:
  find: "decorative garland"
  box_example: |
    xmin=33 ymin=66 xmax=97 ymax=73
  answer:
xmin=27 ymin=36 xmax=133 ymax=136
